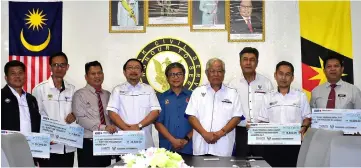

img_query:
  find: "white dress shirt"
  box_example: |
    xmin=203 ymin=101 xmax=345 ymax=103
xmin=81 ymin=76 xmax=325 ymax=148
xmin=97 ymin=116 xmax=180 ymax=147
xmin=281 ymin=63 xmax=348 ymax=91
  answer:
xmin=117 ymin=0 xmax=139 ymax=26
xmin=9 ymin=86 xmax=31 ymax=133
xmin=228 ymin=73 xmax=273 ymax=125
xmin=242 ymin=16 xmax=251 ymax=24
xmin=32 ymin=77 xmax=76 ymax=154
xmin=310 ymin=80 xmax=361 ymax=109
xmin=258 ymin=88 xmax=311 ymax=123
xmin=106 ymin=82 xmax=161 ymax=148
xmin=185 ymin=83 xmax=244 ymax=156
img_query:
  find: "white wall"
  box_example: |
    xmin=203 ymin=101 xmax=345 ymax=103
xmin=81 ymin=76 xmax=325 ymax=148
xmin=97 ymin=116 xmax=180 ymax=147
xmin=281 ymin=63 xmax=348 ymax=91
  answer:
xmin=0 ymin=0 xmax=298 ymax=91
xmin=2 ymin=1 xmax=360 ymax=90
xmin=351 ymin=1 xmax=361 ymax=88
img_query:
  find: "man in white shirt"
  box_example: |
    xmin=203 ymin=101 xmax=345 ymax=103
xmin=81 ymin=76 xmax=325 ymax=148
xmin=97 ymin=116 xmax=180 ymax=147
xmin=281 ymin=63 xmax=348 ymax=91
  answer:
xmin=199 ymin=0 xmax=218 ymax=25
xmin=32 ymin=52 xmax=76 ymax=167
xmin=117 ymin=0 xmax=139 ymax=26
xmin=229 ymin=47 xmax=273 ymax=157
xmin=310 ymin=55 xmax=361 ymax=109
xmin=258 ymin=61 xmax=311 ymax=167
xmin=107 ymin=58 xmax=161 ymax=148
xmin=185 ymin=58 xmax=245 ymax=157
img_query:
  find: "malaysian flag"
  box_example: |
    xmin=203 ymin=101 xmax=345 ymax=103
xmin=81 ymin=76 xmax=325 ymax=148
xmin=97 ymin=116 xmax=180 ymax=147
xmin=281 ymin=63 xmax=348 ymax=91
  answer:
xmin=9 ymin=1 xmax=62 ymax=93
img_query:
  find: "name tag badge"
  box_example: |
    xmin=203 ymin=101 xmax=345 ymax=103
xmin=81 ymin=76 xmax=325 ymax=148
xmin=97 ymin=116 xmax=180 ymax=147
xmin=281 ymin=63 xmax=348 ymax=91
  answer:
xmin=338 ymin=94 xmax=346 ymax=98
xmin=221 ymin=99 xmax=232 ymax=104
xmin=254 ymin=91 xmax=266 ymax=94
xmin=270 ymin=101 xmax=278 ymax=106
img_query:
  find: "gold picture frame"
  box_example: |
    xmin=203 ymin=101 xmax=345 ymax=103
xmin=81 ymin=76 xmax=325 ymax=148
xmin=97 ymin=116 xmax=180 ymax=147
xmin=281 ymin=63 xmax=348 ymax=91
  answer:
xmin=227 ymin=0 xmax=265 ymax=42
xmin=147 ymin=0 xmax=189 ymax=27
xmin=189 ymin=0 xmax=227 ymax=32
xmin=109 ymin=0 xmax=147 ymax=33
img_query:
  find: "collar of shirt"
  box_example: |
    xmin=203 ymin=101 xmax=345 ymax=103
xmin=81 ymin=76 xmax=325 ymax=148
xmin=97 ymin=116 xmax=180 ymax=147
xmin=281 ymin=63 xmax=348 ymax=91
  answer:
xmin=240 ymin=72 xmax=260 ymax=84
xmin=164 ymin=88 xmax=191 ymax=96
xmin=125 ymin=81 xmax=142 ymax=90
xmin=48 ymin=76 xmax=67 ymax=92
xmin=205 ymin=83 xmax=226 ymax=92
xmin=326 ymin=80 xmax=344 ymax=88
xmin=85 ymin=84 xmax=103 ymax=94
xmin=8 ymin=85 xmax=26 ymax=98
xmin=277 ymin=86 xmax=290 ymax=94
xmin=272 ymin=87 xmax=301 ymax=97
xmin=242 ymin=16 xmax=251 ymax=23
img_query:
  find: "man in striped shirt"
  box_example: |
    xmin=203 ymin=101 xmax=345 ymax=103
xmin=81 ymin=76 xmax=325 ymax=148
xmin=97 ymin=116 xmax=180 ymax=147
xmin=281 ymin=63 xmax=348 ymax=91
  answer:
xmin=72 ymin=61 xmax=117 ymax=167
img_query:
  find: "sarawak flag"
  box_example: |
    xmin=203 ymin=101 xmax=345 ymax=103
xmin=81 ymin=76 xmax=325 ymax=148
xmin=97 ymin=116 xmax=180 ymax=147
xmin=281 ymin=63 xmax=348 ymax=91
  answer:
xmin=299 ymin=1 xmax=353 ymax=100
xmin=9 ymin=2 xmax=62 ymax=93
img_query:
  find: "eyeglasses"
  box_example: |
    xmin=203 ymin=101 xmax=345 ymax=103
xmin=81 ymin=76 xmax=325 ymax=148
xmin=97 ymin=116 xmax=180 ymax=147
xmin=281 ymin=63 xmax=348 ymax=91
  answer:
xmin=168 ymin=72 xmax=184 ymax=78
xmin=126 ymin=66 xmax=142 ymax=71
xmin=51 ymin=63 xmax=68 ymax=68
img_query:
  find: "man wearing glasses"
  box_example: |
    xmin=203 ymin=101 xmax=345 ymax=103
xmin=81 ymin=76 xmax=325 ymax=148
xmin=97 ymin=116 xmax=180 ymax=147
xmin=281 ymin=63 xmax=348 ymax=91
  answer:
xmin=32 ymin=52 xmax=76 ymax=167
xmin=107 ymin=58 xmax=161 ymax=149
xmin=155 ymin=62 xmax=193 ymax=157
xmin=185 ymin=58 xmax=245 ymax=156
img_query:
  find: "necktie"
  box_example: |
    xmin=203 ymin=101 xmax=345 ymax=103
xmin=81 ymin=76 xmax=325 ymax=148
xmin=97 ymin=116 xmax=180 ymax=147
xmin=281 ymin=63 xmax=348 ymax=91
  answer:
xmin=96 ymin=90 xmax=106 ymax=125
xmin=326 ymin=84 xmax=337 ymax=109
xmin=246 ymin=19 xmax=253 ymax=33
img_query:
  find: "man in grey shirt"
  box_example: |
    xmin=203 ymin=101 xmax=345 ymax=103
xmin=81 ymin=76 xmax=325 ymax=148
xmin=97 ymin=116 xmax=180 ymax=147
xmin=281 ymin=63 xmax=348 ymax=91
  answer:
xmin=72 ymin=61 xmax=117 ymax=167
xmin=311 ymin=55 xmax=361 ymax=109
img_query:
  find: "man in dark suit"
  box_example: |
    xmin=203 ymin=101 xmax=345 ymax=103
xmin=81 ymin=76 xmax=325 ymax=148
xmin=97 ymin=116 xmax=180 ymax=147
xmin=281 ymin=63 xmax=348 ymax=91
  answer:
xmin=230 ymin=0 xmax=262 ymax=34
xmin=1 ymin=60 xmax=41 ymax=165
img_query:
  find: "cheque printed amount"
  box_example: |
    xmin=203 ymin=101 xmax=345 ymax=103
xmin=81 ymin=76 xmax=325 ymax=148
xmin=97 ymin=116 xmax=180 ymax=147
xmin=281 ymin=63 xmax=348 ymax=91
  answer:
xmin=1 ymin=130 xmax=50 ymax=158
xmin=248 ymin=123 xmax=301 ymax=145
xmin=40 ymin=116 xmax=84 ymax=148
xmin=311 ymin=108 xmax=361 ymax=134
xmin=93 ymin=131 xmax=145 ymax=155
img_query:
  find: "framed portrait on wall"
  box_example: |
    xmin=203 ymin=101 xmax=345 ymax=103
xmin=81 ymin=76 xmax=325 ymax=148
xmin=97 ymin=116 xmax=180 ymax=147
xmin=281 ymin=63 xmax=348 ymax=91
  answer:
xmin=190 ymin=0 xmax=226 ymax=31
xmin=228 ymin=0 xmax=265 ymax=42
xmin=109 ymin=0 xmax=146 ymax=33
xmin=147 ymin=0 xmax=189 ymax=26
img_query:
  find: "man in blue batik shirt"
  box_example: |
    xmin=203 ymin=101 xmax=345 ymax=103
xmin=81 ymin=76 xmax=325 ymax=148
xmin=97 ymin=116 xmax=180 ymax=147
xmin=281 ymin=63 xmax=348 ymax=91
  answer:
xmin=155 ymin=62 xmax=193 ymax=156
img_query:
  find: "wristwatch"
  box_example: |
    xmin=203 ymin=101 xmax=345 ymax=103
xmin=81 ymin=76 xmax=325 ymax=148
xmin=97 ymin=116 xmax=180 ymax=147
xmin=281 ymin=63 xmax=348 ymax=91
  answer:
xmin=183 ymin=135 xmax=190 ymax=141
xmin=301 ymin=125 xmax=308 ymax=128
xmin=138 ymin=123 xmax=143 ymax=130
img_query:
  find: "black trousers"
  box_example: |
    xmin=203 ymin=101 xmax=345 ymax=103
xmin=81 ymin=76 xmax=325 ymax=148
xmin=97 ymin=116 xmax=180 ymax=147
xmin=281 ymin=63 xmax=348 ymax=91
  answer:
xmin=38 ymin=151 xmax=74 ymax=167
xmin=235 ymin=126 xmax=265 ymax=157
xmin=263 ymin=145 xmax=300 ymax=167
xmin=177 ymin=152 xmax=193 ymax=158
xmin=77 ymin=138 xmax=112 ymax=167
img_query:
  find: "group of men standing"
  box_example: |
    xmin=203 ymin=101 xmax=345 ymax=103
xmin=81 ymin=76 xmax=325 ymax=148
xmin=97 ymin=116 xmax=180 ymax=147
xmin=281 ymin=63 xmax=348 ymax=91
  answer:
xmin=2 ymin=47 xmax=361 ymax=167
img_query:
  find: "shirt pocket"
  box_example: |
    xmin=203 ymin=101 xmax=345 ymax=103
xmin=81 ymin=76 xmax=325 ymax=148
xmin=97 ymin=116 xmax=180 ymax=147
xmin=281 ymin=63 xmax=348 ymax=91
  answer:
xmin=286 ymin=100 xmax=301 ymax=123
xmin=64 ymin=96 xmax=73 ymax=114
xmin=221 ymin=101 xmax=234 ymax=120
xmin=254 ymin=92 xmax=265 ymax=101
xmin=139 ymin=94 xmax=150 ymax=115
xmin=337 ymin=92 xmax=352 ymax=108
xmin=85 ymin=102 xmax=100 ymax=117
